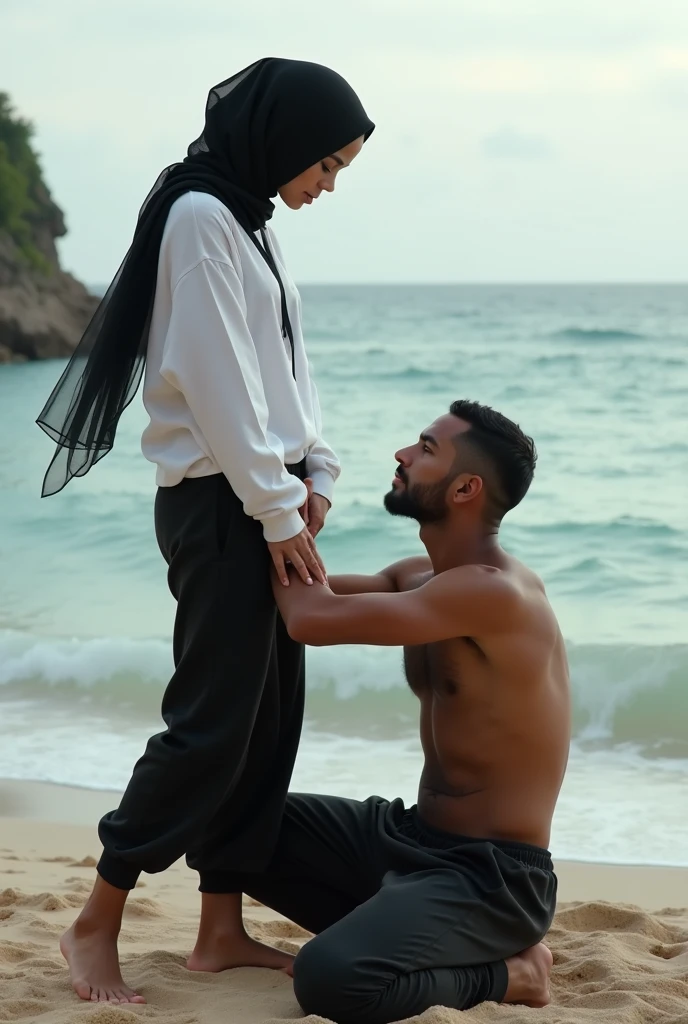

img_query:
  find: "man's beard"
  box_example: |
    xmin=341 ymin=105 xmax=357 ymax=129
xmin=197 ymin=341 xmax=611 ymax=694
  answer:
xmin=383 ymin=476 xmax=448 ymax=525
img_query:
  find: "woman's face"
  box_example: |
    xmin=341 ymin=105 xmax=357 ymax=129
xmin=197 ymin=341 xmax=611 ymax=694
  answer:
xmin=278 ymin=135 xmax=365 ymax=210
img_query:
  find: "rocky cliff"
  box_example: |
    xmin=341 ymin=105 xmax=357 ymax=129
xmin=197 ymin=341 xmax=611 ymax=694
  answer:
xmin=0 ymin=93 xmax=98 ymax=364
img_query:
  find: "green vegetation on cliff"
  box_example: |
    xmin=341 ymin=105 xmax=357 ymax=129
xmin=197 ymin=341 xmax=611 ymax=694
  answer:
xmin=0 ymin=92 xmax=51 ymax=270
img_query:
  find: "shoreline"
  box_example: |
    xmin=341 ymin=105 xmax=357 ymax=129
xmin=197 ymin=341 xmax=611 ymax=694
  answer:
xmin=2 ymin=777 xmax=687 ymax=909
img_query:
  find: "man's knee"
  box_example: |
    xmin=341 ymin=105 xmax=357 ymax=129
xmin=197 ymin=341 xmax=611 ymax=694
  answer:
xmin=293 ymin=934 xmax=378 ymax=1024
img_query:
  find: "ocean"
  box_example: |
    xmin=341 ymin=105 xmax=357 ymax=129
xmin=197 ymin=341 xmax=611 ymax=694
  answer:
xmin=1 ymin=284 xmax=686 ymax=867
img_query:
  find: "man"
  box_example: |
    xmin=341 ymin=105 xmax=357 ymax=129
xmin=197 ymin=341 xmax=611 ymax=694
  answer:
xmin=205 ymin=400 xmax=571 ymax=1024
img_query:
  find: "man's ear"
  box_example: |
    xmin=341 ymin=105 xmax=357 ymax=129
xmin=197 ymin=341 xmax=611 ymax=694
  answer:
xmin=452 ymin=474 xmax=483 ymax=504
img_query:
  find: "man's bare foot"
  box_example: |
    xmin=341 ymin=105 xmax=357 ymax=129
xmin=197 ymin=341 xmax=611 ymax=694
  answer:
xmin=60 ymin=920 xmax=145 ymax=1004
xmin=503 ymin=943 xmax=553 ymax=1007
xmin=187 ymin=930 xmax=295 ymax=974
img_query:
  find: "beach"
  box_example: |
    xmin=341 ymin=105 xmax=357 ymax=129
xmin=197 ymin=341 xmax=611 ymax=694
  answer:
xmin=1 ymin=0 xmax=687 ymax=1004
xmin=1 ymin=778 xmax=687 ymax=1024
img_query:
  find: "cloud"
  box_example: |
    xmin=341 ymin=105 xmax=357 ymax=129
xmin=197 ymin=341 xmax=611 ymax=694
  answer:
xmin=482 ymin=127 xmax=554 ymax=160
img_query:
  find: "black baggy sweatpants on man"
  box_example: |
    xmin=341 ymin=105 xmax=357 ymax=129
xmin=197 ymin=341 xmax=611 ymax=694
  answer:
xmin=227 ymin=793 xmax=558 ymax=1024
xmin=97 ymin=466 xmax=307 ymax=891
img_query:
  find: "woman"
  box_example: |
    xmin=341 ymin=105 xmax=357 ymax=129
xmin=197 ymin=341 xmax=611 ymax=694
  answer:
xmin=37 ymin=58 xmax=374 ymax=1004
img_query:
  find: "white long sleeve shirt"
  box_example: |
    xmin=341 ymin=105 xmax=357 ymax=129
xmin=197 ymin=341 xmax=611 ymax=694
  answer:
xmin=141 ymin=191 xmax=339 ymax=543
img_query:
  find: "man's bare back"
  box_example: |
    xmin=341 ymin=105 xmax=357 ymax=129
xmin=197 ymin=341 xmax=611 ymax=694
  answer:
xmin=392 ymin=554 xmax=570 ymax=849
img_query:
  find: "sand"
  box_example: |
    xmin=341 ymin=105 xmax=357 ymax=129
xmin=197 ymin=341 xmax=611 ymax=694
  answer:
xmin=1 ymin=780 xmax=687 ymax=1024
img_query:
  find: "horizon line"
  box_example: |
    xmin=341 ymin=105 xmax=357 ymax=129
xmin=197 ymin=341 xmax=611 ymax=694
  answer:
xmin=296 ymin=280 xmax=688 ymax=288
xmin=86 ymin=279 xmax=688 ymax=289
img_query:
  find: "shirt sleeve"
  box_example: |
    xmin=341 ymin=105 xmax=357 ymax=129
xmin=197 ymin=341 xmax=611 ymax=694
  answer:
xmin=159 ymin=257 xmax=307 ymax=543
xmin=305 ymin=371 xmax=341 ymax=505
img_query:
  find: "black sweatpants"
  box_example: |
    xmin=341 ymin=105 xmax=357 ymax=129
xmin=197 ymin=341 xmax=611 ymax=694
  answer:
xmin=227 ymin=793 xmax=558 ymax=1024
xmin=97 ymin=468 xmax=306 ymax=891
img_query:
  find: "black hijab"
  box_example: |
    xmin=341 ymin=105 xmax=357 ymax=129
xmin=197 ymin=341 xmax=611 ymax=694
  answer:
xmin=36 ymin=58 xmax=374 ymax=497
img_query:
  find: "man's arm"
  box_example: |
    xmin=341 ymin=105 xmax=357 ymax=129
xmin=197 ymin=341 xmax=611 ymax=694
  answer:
xmin=273 ymin=565 xmax=520 ymax=646
xmin=327 ymin=556 xmax=432 ymax=596
xmin=327 ymin=574 xmax=394 ymax=595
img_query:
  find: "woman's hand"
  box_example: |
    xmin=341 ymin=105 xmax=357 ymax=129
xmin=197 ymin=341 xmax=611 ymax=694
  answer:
xmin=307 ymin=493 xmax=330 ymax=538
xmin=268 ymin=526 xmax=327 ymax=588
xmin=299 ymin=477 xmax=331 ymax=539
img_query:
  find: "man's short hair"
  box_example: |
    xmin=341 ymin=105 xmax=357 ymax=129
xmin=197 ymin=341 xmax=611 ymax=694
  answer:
xmin=449 ymin=400 xmax=537 ymax=518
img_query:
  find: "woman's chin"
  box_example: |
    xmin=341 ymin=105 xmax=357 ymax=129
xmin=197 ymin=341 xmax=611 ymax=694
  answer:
xmin=278 ymin=193 xmax=304 ymax=211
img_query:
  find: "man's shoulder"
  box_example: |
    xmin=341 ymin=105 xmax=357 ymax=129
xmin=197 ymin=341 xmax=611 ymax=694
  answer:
xmin=390 ymin=557 xmax=534 ymax=604
xmin=443 ymin=557 xmax=544 ymax=596
xmin=434 ymin=562 xmax=553 ymax=631
xmin=433 ymin=563 xmax=519 ymax=606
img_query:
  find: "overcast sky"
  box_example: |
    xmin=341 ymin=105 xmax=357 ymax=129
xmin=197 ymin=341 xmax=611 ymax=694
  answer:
xmin=1 ymin=0 xmax=687 ymax=283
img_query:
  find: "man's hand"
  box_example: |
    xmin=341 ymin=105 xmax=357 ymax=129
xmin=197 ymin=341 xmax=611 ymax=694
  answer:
xmin=299 ymin=477 xmax=331 ymax=539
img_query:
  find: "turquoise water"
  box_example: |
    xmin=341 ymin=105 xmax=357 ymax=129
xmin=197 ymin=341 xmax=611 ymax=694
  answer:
xmin=1 ymin=284 xmax=687 ymax=864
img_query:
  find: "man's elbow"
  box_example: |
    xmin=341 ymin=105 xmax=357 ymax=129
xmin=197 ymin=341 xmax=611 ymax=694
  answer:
xmin=284 ymin=610 xmax=329 ymax=647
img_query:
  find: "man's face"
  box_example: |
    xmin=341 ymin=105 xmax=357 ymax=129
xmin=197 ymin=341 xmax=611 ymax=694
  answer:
xmin=384 ymin=414 xmax=469 ymax=524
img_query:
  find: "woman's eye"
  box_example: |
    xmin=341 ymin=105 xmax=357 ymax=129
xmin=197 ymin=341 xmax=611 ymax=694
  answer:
xmin=423 ymin=445 xmax=433 ymax=453
xmin=321 ymin=161 xmax=331 ymax=174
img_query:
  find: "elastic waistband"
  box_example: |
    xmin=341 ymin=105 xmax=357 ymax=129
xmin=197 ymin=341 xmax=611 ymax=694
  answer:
xmin=399 ymin=807 xmax=554 ymax=872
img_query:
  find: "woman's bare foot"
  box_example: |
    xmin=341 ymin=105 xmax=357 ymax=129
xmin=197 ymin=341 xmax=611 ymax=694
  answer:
xmin=503 ymin=943 xmax=553 ymax=1007
xmin=187 ymin=931 xmax=295 ymax=974
xmin=60 ymin=876 xmax=144 ymax=1003
xmin=188 ymin=891 xmax=294 ymax=975
xmin=60 ymin=920 xmax=145 ymax=1004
